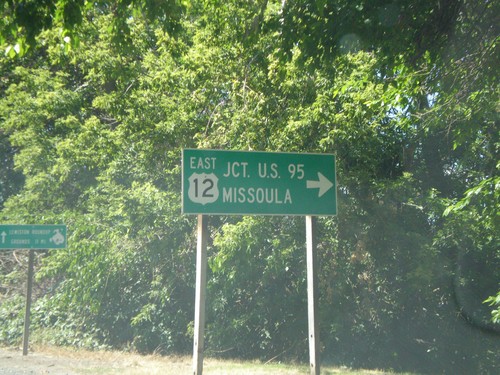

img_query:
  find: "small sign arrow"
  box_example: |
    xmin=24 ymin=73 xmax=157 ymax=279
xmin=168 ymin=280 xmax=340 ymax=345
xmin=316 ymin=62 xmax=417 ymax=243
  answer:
xmin=1 ymin=231 xmax=6 ymax=244
xmin=306 ymin=172 xmax=333 ymax=197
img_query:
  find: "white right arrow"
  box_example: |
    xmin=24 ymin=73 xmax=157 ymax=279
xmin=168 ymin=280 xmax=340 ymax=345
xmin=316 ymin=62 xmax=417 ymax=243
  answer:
xmin=306 ymin=172 xmax=333 ymax=197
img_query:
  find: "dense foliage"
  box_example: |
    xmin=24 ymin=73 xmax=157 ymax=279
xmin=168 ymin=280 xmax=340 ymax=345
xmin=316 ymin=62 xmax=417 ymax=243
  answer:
xmin=1 ymin=1 xmax=498 ymax=373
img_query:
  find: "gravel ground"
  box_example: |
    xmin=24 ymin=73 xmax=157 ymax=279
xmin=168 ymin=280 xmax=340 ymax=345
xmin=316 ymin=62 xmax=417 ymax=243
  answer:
xmin=0 ymin=347 xmax=192 ymax=375
xmin=0 ymin=348 xmax=70 ymax=374
xmin=0 ymin=347 xmax=102 ymax=374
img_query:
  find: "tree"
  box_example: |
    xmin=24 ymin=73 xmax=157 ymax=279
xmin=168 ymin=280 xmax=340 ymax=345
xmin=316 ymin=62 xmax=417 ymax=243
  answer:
xmin=0 ymin=0 xmax=184 ymax=56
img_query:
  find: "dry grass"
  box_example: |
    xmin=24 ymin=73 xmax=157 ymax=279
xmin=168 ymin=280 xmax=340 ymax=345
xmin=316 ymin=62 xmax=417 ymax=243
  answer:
xmin=0 ymin=345 xmax=414 ymax=375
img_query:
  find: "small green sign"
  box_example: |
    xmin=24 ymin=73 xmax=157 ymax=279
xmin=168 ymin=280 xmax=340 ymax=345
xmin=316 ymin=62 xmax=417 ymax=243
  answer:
xmin=0 ymin=225 xmax=67 ymax=249
xmin=182 ymin=149 xmax=337 ymax=216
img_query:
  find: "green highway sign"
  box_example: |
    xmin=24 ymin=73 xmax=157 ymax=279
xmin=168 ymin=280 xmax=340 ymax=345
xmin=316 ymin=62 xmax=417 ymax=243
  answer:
xmin=182 ymin=149 xmax=336 ymax=216
xmin=0 ymin=224 xmax=67 ymax=249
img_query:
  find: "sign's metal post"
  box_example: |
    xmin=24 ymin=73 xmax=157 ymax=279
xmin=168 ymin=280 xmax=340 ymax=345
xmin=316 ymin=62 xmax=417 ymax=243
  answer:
xmin=193 ymin=215 xmax=208 ymax=375
xmin=306 ymin=216 xmax=320 ymax=375
xmin=22 ymin=249 xmax=35 ymax=356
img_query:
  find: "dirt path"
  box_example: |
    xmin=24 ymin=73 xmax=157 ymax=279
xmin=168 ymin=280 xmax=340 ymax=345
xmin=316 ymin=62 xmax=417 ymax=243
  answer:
xmin=0 ymin=347 xmax=95 ymax=374
xmin=0 ymin=347 xmax=191 ymax=375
